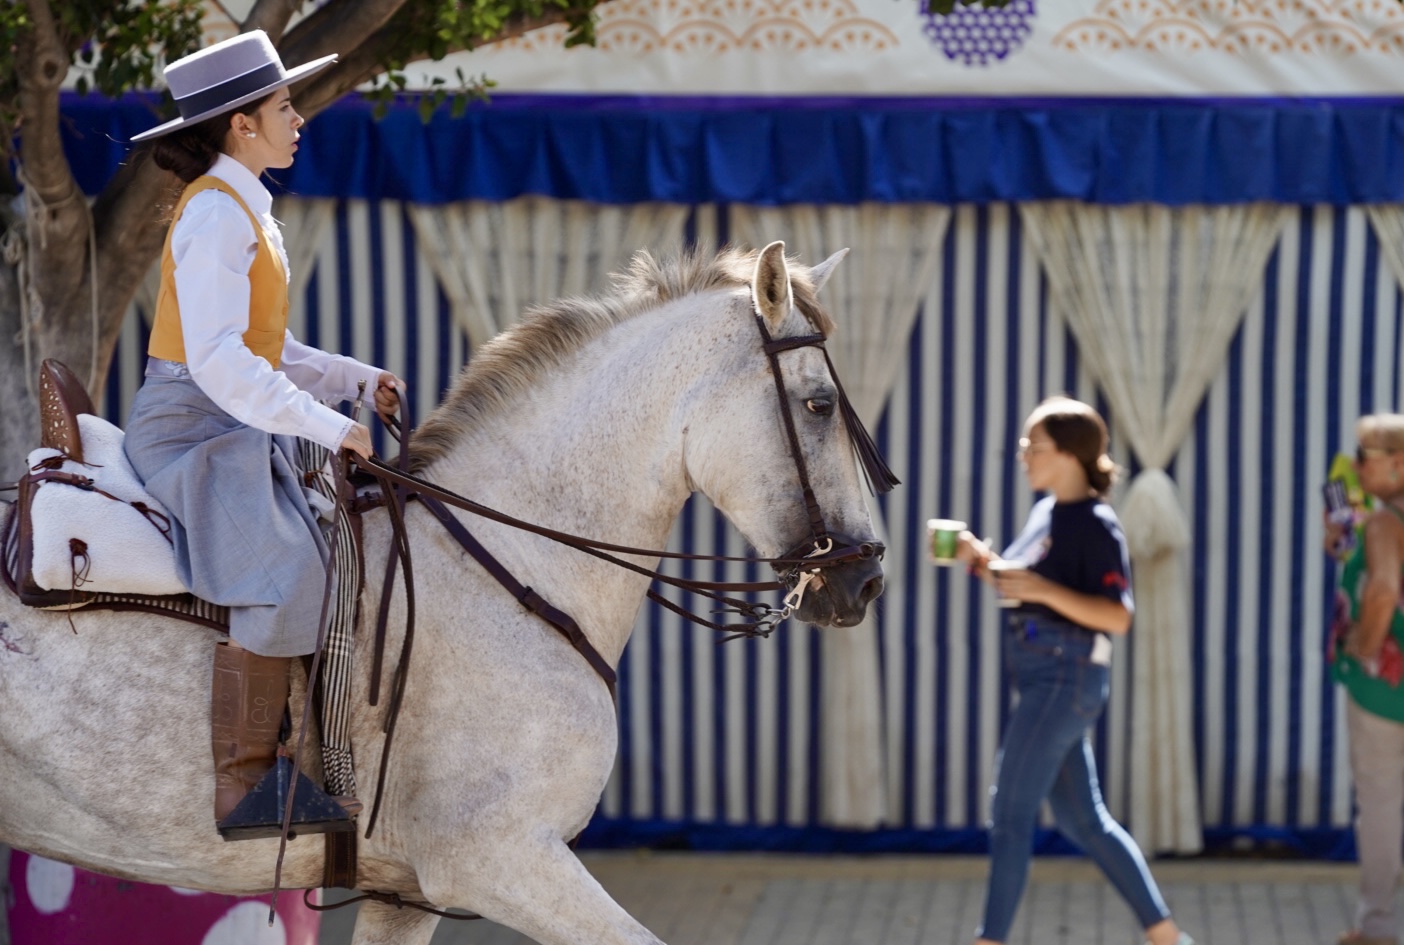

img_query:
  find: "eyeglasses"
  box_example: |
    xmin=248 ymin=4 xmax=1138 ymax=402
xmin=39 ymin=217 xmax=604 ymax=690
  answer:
xmin=1356 ymin=446 xmax=1394 ymax=464
xmin=1017 ymin=437 xmax=1056 ymax=457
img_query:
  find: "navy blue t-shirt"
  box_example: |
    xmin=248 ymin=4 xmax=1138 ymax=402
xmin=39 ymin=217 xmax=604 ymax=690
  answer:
xmin=1001 ymin=495 xmax=1134 ymax=625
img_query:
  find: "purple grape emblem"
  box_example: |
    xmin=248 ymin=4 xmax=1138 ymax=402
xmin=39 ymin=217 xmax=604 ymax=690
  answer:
xmin=922 ymin=0 xmax=1036 ymax=66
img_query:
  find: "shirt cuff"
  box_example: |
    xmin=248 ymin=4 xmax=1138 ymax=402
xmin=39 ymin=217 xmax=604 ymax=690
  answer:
xmin=353 ymin=364 xmax=384 ymax=405
xmin=304 ymin=403 xmax=357 ymax=453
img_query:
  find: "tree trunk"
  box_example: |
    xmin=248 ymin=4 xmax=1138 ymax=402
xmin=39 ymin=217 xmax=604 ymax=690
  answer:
xmin=0 ymin=246 xmax=40 ymax=483
xmin=0 ymin=212 xmax=159 ymax=482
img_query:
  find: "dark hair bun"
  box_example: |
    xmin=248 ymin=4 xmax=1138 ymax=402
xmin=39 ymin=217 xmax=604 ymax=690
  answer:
xmin=150 ymin=126 xmax=224 ymax=183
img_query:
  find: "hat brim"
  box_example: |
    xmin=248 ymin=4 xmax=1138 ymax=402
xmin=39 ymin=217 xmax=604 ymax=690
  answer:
xmin=131 ymin=53 xmax=338 ymax=143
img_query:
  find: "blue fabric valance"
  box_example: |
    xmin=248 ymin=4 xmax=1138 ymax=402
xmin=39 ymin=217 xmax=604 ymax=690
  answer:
xmin=59 ymin=92 xmax=1404 ymax=206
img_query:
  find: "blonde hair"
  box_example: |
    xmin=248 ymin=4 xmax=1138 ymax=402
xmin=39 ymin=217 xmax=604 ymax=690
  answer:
xmin=1357 ymin=414 xmax=1404 ymax=452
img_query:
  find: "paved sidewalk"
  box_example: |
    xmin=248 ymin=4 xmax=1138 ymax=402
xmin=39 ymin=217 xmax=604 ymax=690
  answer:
xmin=317 ymin=852 xmax=1361 ymax=945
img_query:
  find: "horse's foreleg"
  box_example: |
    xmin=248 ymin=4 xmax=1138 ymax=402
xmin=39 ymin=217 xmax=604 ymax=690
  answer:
xmin=422 ymin=838 xmax=665 ymax=945
xmin=349 ymin=900 xmax=441 ymax=945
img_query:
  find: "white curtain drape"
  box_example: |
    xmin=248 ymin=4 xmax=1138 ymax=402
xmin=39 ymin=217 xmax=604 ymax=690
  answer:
xmin=731 ymin=203 xmax=952 ymax=827
xmin=1366 ymin=206 xmax=1404 ymax=300
xmin=275 ymin=197 xmax=338 ymax=309
xmin=1019 ymin=200 xmax=1290 ymax=854
xmin=406 ymin=197 xmax=689 ymax=347
xmin=131 ymin=197 xmax=337 ymax=324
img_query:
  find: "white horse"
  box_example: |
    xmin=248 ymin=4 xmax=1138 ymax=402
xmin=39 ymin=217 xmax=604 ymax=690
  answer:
xmin=0 ymin=242 xmax=884 ymax=945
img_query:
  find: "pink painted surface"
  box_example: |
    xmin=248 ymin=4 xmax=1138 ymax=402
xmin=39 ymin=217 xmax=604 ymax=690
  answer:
xmin=8 ymin=851 xmax=320 ymax=945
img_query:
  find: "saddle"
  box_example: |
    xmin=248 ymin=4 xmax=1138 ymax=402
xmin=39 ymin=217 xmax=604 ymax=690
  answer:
xmin=8 ymin=361 xmax=177 ymax=608
xmin=1 ymin=359 xmax=363 ymax=887
xmin=3 ymin=361 xmax=209 ymax=613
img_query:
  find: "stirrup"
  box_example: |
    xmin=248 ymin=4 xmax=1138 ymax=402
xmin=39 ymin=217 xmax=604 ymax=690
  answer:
xmin=216 ymin=755 xmax=357 ymax=842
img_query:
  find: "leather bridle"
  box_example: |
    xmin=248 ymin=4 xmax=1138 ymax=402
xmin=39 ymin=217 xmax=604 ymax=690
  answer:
xmin=347 ymin=305 xmax=896 ymax=837
xmin=753 ymin=313 xmax=898 ymax=614
xmin=361 ymin=309 xmax=895 ymax=634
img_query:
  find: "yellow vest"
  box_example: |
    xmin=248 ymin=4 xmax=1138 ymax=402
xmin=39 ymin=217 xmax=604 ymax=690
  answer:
xmin=148 ymin=177 xmax=288 ymax=368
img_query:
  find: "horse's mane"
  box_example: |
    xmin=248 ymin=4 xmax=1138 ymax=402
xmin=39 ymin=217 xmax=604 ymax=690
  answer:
xmin=407 ymin=246 xmax=836 ymax=472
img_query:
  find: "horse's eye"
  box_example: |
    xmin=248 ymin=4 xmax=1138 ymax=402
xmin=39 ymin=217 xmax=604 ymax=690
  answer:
xmin=805 ymin=398 xmax=833 ymax=416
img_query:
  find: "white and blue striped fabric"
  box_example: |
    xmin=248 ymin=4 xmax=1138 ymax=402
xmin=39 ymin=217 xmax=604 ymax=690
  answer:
xmin=104 ymin=200 xmax=1398 ymax=853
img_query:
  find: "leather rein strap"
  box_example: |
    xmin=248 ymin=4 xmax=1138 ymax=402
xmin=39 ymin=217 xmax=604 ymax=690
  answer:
xmin=352 ymin=453 xmax=884 ymax=631
xmin=417 ymin=492 xmax=617 ymax=695
xmin=353 ymin=310 xmax=892 ymax=838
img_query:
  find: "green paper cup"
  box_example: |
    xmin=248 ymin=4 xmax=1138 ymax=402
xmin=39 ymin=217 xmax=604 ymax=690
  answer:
xmin=927 ymin=519 xmax=966 ymax=565
xmin=987 ymin=559 xmax=1029 ymax=607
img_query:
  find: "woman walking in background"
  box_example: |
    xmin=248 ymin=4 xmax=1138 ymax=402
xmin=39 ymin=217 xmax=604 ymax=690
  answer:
xmin=945 ymin=395 xmax=1193 ymax=945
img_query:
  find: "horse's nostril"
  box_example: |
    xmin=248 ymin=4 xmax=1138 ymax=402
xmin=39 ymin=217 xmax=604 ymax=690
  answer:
xmin=860 ymin=575 xmax=884 ymax=606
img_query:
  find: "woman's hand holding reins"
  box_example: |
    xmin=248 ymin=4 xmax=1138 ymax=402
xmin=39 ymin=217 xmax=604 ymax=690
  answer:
xmin=341 ymin=422 xmax=374 ymax=461
xmin=373 ymin=372 xmax=403 ymax=425
xmin=339 ymin=374 xmax=401 ymax=462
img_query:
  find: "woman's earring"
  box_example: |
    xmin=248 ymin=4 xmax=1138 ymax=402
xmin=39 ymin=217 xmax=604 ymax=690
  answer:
xmin=245 ymin=132 xmax=256 ymax=138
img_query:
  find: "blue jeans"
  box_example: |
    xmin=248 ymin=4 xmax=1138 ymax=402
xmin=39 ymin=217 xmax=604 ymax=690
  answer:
xmin=978 ymin=618 xmax=1171 ymax=942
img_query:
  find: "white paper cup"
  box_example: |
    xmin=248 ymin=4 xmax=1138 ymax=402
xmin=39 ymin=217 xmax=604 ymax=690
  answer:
xmin=927 ymin=518 xmax=966 ymax=565
xmin=987 ymin=559 xmax=1028 ymax=607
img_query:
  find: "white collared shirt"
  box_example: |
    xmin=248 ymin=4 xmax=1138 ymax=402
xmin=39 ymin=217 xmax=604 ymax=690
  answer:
xmin=170 ymin=153 xmax=382 ymax=451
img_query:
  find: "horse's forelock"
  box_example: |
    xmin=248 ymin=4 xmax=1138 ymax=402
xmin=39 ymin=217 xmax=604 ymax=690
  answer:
xmin=407 ymin=246 xmax=837 ymax=472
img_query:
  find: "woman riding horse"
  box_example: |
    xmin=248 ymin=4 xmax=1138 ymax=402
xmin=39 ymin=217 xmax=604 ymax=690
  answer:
xmin=127 ymin=31 xmax=401 ymax=839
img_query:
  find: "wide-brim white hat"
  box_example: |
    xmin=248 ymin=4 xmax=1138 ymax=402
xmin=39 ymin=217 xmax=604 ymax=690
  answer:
xmin=132 ymin=30 xmax=336 ymax=143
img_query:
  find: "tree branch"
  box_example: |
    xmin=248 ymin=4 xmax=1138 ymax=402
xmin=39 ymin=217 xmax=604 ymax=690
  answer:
xmin=241 ymin=0 xmax=301 ymax=43
xmin=292 ymin=8 xmax=579 ymax=120
xmin=278 ymin=0 xmax=407 ymax=70
xmin=18 ymin=0 xmax=79 ymax=199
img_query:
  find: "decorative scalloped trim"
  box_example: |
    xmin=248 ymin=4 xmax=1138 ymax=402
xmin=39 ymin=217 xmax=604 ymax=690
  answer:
xmin=488 ymin=0 xmax=899 ymax=54
xmin=1054 ymin=0 xmax=1404 ymax=54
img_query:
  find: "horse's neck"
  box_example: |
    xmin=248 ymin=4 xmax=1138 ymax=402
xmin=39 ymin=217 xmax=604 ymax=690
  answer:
xmin=417 ymin=310 xmax=705 ymax=659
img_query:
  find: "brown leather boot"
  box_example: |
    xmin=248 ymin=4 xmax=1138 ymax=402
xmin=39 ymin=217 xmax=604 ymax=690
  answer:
xmin=210 ymin=642 xmax=289 ymax=823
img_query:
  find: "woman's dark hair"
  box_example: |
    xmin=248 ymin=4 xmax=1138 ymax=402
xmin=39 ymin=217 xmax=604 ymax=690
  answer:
xmin=1027 ymin=395 xmax=1118 ymax=497
xmin=148 ymin=94 xmax=271 ymax=183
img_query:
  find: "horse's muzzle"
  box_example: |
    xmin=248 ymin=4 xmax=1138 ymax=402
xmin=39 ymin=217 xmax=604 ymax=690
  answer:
xmin=782 ymin=534 xmax=886 ymax=628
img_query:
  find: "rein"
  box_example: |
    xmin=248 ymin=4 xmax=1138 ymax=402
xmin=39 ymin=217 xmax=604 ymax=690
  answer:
xmin=353 ymin=311 xmax=894 ymax=636
xmin=351 ymin=453 xmax=884 ymax=633
xmin=349 ymin=305 xmax=892 ymax=841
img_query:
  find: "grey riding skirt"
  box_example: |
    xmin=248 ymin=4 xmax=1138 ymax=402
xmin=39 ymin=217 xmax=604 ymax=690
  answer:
xmin=122 ymin=371 xmax=334 ymax=657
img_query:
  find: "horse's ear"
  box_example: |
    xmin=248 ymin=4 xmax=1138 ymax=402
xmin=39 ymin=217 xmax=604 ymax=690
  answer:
xmin=807 ymin=248 xmax=848 ymax=294
xmin=752 ymin=240 xmax=792 ymax=330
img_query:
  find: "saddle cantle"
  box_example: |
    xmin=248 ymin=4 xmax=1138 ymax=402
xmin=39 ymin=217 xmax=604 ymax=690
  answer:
xmin=38 ymin=357 xmax=91 ymax=463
